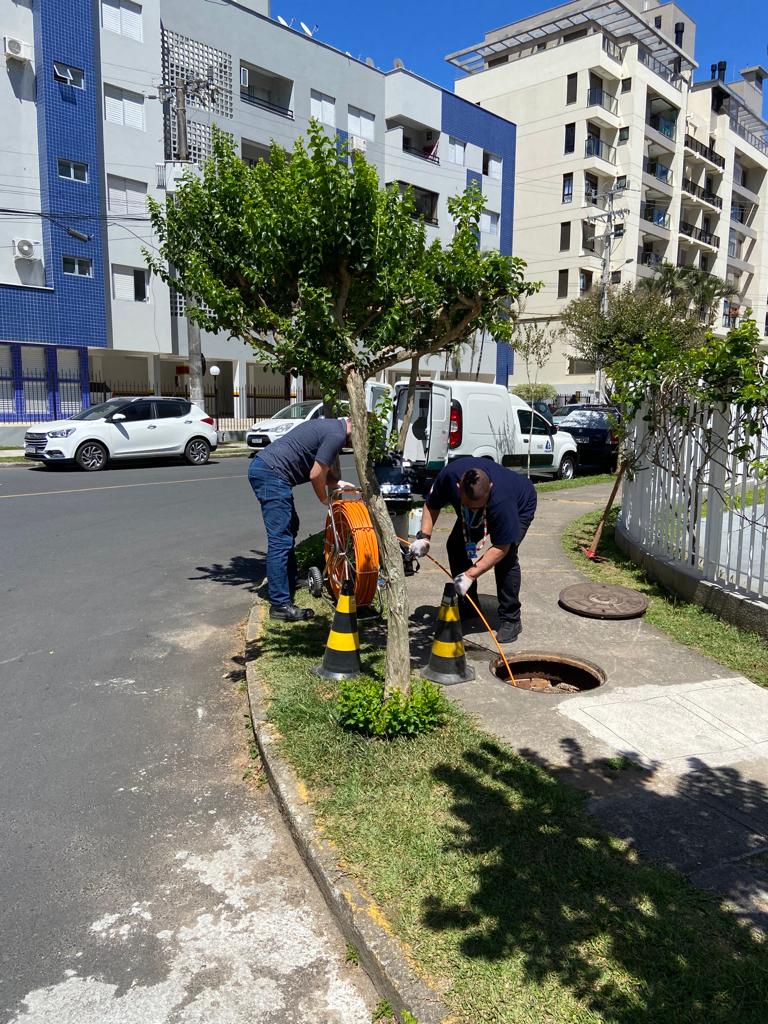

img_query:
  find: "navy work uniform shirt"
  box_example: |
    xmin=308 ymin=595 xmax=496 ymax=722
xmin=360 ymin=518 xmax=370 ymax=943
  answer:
xmin=426 ymin=457 xmax=537 ymax=547
xmin=256 ymin=419 xmax=347 ymax=488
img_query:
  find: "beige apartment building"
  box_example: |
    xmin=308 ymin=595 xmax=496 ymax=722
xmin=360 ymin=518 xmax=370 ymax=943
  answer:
xmin=448 ymin=0 xmax=768 ymax=400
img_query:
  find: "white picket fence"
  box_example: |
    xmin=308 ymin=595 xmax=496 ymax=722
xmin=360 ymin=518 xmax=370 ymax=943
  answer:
xmin=619 ymin=404 xmax=768 ymax=602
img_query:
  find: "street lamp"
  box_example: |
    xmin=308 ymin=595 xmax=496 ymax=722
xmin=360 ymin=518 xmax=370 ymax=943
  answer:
xmin=209 ymin=364 xmax=220 ymax=432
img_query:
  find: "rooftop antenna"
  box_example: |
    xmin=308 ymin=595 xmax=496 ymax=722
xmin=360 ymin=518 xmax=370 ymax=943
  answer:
xmin=277 ymin=15 xmax=289 ymax=26
xmin=393 ymin=57 xmax=404 ymax=69
xmin=365 ymin=56 xmax=375 ymax=67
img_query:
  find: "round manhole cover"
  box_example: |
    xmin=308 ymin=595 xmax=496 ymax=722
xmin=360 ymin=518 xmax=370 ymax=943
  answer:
xmin=559 ymin=583 xmax=648 ymax=620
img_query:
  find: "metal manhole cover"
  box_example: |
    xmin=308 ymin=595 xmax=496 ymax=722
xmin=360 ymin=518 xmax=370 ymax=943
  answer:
xmin=559 ymin=583 xmax=648 ymax=620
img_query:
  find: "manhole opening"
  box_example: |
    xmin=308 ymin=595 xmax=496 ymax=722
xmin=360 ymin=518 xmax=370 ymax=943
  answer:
xmin=491 ymin=652 xmax=605 ymax=694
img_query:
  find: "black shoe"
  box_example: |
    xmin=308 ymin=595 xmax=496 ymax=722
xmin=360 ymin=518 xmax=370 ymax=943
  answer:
xmin=269 ymin=603 xmax=315 ymax=622
xmin=496 ymin=621 xmax=522 ymax=645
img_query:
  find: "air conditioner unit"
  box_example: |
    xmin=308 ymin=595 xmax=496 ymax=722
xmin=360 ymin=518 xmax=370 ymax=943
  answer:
xmin=4 ymin=36 xmax=32 ymax=62
xmin=13 ymin=238 xmax=41 ymax=260
xmin=349 ymin=135 xmax=367 ymax=153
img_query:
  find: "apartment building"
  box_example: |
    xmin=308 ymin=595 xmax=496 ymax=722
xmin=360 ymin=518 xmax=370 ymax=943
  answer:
xmin=448 ymin=0 xmax=768 ymax=399
xmin=0 ymin=0 xmax=517 ymax=424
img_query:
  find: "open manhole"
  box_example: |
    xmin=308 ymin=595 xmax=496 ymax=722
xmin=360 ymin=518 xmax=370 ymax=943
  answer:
xmin=491 ymin=651 xmax=605 ymax=694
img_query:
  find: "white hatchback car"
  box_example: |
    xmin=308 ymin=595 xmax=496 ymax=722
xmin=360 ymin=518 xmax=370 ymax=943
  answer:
xmin=24 ymin=397 xmax=218 ymax=471
xmin=246 ymin=400 xmax=327 ymax=452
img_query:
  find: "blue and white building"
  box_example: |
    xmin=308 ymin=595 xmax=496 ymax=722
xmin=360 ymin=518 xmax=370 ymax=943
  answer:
xmin=1 ymin=0 xmax=518 ymax=425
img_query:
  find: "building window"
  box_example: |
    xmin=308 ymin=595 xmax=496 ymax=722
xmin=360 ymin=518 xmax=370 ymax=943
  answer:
xmin=566 ymin=73 xmax=577 ymax=104
xmin=700 ymin=255 xmax=710 ymax=272
xmin=562 ymin=172 xmax=573 ymax=203
xmin=621 ymin=77 xmax=631 ymax=92
xmin=488 ymin=55 xmax=508 ymax=68
xmin=569 ymin=357 xmax=597 ymax=374
xmin=112 ymin=265 xmax=149 ymax=302
xmin=479 ymin=209 xmax=499 ymax=235
xmin=102 ymin=0 xmax=143 ymax=41
xmin=53 ymin=62 xmax=84 ymax=88
xmin=579 ymin=269 xmax=593 ymax=294
xmin=558 ymin=269 xmax=569 ymax=298
xmin=107 ymin=174 xmax=147 ymax=214
xmin=58 ymin=158 xmax=88 ymax=182
xmin=447 ymin=136 xmax=466 ymax=165
xmin=63 ymin=256 xmax=92 ymax=277
xmin=536 ymin=41 xmax=546 ymax=51
xmin=483 ymin=152 xmax=502 ymax=179
xmin=654 ymin=15 xmax=662 ymax=27
xmin=348 ymin=105 xmax=375 ymax=141
xmin=310 ymin=89 xmax=335 ymax=127
xmin=611 ymin=270 xmax=622 ymax=284
xmin=614 ymin=222 xmax=625 ymax=237
xmin=615 ymin=174 xmax=628 ymax=190
xmin=618 ymin=126 xmax=629 ymax=143
xmin=104 ymin=84 xmax=145 ymax=130
xmin=560 ymin=221 xmax=571 ymax=250
xmin=564 ymin=122 xmax=575 ymax=154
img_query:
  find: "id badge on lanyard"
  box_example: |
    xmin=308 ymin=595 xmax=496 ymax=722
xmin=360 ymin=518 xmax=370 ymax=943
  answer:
xmin=462 ymin=507 xmax=488 ymax=563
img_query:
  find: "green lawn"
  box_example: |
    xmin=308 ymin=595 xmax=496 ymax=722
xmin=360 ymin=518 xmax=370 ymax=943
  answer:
xmin=257 ymin=605 xmax=768 ymax=1024
xmin=563 ymin=508 xmax=768 ymax=688
xmin=535 ymin=472 xmax=615 ymax=492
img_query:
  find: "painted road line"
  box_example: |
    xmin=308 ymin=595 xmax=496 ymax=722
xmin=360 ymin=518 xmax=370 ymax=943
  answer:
xmin=0 ymin=474 xmax=244 ymax=500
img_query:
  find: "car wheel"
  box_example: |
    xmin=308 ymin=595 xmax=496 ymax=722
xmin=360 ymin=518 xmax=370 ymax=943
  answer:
xmin=184 ymin=437 xmax=211 ymax=465
xmin=557 ymin=454 xmax=576 ymax=480
xmin=75 ymin=441 xmax=108 ymax=472
xmin=307 ymin=566 xmax=324 ymax=598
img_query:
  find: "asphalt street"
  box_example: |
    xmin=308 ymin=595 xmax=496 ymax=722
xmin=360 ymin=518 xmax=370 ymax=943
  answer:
xmin=0 ymin=454 xmax=372 ymax=1023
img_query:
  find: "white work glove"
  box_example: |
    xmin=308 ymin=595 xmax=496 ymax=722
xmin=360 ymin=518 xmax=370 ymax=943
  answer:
xmin=335 ymin=480 xmax=356 ymax=491
xmin=409 ymin=537 xmax=430 ymax=558
xmin=454 ymin=572 xmax=474 ymax=597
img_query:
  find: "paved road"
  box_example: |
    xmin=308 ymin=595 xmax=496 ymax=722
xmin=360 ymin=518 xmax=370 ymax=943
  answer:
xmin=0 ymin=455 xmax=372 ymax=1023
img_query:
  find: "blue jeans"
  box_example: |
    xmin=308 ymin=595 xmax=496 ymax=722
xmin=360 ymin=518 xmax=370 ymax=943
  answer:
xmin=248 ymin=458 xmax=299 ymax=607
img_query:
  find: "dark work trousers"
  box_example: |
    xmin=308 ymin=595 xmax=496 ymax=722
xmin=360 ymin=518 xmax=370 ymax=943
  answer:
xmin=446 ymin=519 xmax=524 ymax=625
xmin=248 ymin=458 xmax=300 ymax=607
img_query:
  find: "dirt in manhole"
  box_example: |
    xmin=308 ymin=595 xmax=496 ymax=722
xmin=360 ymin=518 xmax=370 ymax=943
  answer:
xmin=491 ymin=653 xmax=605 ymax=693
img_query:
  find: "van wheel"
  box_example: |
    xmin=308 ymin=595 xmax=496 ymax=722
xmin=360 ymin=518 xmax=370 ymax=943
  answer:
xmin=557 ymin=454 xmax=576 ymax=480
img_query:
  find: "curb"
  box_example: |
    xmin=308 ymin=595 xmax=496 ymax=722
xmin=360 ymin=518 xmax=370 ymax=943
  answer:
xmin=244 ymin=603 xmax=452 ymax=1024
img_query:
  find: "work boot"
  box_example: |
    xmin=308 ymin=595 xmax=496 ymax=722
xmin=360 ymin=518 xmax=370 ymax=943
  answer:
xmin=496 ymin=620 xmax=522 ymax=645
xmin=269 ymin=603 xmax=315 ymax=622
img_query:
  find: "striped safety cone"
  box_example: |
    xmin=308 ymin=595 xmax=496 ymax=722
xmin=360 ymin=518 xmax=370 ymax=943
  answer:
xmin=313 ymin=579 xmax=362 ymax=680
xmin=422 ymin=582 xmax=476 ymax=685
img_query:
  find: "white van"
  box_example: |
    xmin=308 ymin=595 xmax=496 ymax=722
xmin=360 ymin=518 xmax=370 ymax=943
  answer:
xmin=393 ymin=380 xmax=577 ymax=480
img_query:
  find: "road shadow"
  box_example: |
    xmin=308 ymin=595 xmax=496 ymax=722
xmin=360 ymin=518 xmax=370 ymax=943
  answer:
xmin=422 ymin=735 xmax=768 ymax=1021
xmin=191 ymin=550 xmax=268 ymax=594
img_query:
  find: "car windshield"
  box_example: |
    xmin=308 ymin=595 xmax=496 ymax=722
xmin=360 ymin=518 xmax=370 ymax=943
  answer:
xmin=553 ymin=405 xmax=577 ymax=418
xmin=560 ymin=410 xmax=610 ymax=428
xmin=272 ymin=401 xmax=320 ymax=420
xmin=69 ymin=399 xmax=127 ymax=421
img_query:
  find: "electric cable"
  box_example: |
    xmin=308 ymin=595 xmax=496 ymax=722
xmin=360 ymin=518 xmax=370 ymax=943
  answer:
xmin=324 ymin=496 xmax=380 ymax=607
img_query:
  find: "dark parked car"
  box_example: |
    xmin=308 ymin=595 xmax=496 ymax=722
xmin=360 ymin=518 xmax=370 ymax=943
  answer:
xmin=558 ymin=407 xmax=620 ymax=471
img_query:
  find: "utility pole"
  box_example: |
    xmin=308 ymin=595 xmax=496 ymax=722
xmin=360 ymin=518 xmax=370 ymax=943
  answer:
xmin=586 ymin=187 xmax=630 ymax=402
xmin=158 ymin=74 xmax=216 ymax=410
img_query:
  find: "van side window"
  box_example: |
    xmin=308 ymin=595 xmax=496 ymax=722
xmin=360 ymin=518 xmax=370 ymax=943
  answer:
xmin=517 ymin=410 xmax=549 ymax=435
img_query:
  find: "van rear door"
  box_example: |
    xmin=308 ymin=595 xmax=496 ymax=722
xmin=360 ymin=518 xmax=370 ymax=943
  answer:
xmin=394 ymin=382 xmax=451 ymax=469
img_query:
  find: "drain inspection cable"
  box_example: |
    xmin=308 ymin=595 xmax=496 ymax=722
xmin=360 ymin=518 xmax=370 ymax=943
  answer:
xmin=395 ymin=536 xmax=518 ymax=687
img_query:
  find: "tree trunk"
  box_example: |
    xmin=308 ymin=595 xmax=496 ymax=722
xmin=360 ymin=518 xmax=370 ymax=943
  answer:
xmin=187 ymin=316 xmax=205 ymax=407
xmin=586 ymin=461 xmax=627 ymax=556
xmin=346 ymin=369 xmax=411 ymax=696
xmin=396 ymin=355 xmax=420 ymax=453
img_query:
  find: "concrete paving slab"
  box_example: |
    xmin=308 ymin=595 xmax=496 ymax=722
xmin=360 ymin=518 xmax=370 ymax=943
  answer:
xmin=679 ymin=681 xmax=768 ymax=743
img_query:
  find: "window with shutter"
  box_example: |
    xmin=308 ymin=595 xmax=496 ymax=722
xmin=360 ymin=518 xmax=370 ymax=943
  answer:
xmin=104 ymin=84 xmax=123 ymax=124
xmin=448 ymin=137 xmax=465 ymax=165
xmin=123 ymin=89 xmax=145 ymax=130
xmin=107 ymin=175 xmax=127 ymax=212
xmin=126 ymin=178 xmax=147 ymax=214
xmin=311 ymin=89 xmax=335 ymax=126
xmin=120 ymin=0 xmax=142 ymax=41
xmin=102 ymin=0 xmax=121 ymax=34
xmin=310 ymin=90 xmax=323 ymax=121
xmin=112 ymin=265 xmax=135 ymax=300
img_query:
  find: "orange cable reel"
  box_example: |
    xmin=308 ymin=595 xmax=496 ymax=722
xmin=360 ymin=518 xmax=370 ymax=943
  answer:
xmin=324 ymin=496 xmax=380 ymax=608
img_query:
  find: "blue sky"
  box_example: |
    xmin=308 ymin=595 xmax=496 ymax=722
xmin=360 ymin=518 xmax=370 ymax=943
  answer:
xmin=273 ymin=0 xmax=767 ymax=112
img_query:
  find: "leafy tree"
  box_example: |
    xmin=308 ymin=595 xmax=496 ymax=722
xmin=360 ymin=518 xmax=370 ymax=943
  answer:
xmin=147 ymin=124 xmax=537 ymax=694
xmin=511 ymin=382 xmax=558 ymax=403
xmin=511 ymin=310 xmax=562 ymax=474
xmin=637 ymin=261 xmax=737 ymax=327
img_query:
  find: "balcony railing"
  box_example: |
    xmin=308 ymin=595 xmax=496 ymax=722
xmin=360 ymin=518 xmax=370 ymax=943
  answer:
xmin=683 ymin=133 xmax=726 ymax=169
xmin=638 ymin=46 xmax=684 ymax=89
xmin=679 ymin=220 xmax=719 ymax=247
xmin=602 ymin=34 xmax=624 ymax=63
xmin=586 ymin=87 xmax=618 ymax=115
xmin=722 ymin=313 xmax=742 ymax=330
xmin=639 ymin=251 xmax=664 ymax=269
xmin=731 ymin=205 xmax=748 ymax=225
xmin=640 ymin=203 xmax=671 ymax=229
xmin=643 ymin=157 xmax=673 ymax=186
xmin=646 ymin=113 xmax=677 ymax=142
xmin=403 ymin=143 xmax=440 ymax=165
xmin=729 ymin=116 xmax=768 ymax=157
xmin=682 ymin=177 xmax=723 ymax=209
xmin=240 ymin=90 xmax=294 ymax=119
xmin=585 ymin=137 xmax=616 ymax=163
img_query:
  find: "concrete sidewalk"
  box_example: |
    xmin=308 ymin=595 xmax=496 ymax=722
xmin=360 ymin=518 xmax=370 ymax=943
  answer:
xmin=406 ymin=484 xmax=768 ymax=933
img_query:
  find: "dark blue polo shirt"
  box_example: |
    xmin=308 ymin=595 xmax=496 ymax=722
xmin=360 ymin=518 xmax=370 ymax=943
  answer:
xmin=426 ymin=457 xmax=537 ymax=547
xmin=257 ymin=419 xmax=347 ymax=488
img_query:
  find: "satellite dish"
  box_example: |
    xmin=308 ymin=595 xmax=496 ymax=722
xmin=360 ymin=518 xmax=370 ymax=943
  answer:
xmin=393 ymin=57 xmax=404 ymax=69
xmin=277 ymin=15 xmax=288 ymax=26
xmin=300 ymin=21 xmax=313 ymax=36
xmin=365 ymin=56 xmax=375 ymax=67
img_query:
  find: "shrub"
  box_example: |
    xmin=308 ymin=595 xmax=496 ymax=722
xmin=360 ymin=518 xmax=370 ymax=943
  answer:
xmin=337 ymin=677 xmax=447 ymax=738
xmin=295 ymin=531 xmax=325 ymax=576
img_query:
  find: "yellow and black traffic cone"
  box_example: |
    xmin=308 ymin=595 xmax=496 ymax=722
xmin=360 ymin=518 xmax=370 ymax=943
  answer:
xmin=422 ymin=582 xmax=475 ymax=685
xmin=313 ymin=579 xmax=362 ymax=680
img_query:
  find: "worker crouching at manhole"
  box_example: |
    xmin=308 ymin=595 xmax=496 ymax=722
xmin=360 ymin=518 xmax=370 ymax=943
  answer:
xmin=248 ymin=416 xmax=353 ymax=622
xmin=410 ymin=459 xmax=537 ymax=645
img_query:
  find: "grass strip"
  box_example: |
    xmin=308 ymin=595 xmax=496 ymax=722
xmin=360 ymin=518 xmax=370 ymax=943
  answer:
xmin=563 ymin=508 xmax=768 ymax=688
xmin=535 ymin=472 xmax=616 ymax=492
xmin=258 ymin=604 xmax=768 ymax=1024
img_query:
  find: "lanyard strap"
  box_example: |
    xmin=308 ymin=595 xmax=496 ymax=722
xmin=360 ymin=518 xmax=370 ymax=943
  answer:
xmin=460 ymin=506 xmax=489 ymax=558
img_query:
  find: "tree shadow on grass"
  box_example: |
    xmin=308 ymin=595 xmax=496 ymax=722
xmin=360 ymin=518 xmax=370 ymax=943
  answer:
xmin=423 ymin=736 xmax=768 ymax=1023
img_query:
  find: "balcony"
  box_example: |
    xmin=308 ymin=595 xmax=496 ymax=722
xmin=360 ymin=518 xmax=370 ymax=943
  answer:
xmin=729 ymin=116 xmax=768 ymax=158
xmin=683 ymin=134 xmax=726 ymax=170
xmin=640 ymin=202 xmax=671 ymax=231
xmin=679 ymin=220 xmax=719 ymax=248
xmin=727 ymin=239 xmax=755 ymax=272
xmin=402 ymin=142 xmax=440 ymax=165
xmin=681 ymin=177 xmax=723 ymax=210
xmin=732 ymin=176 xmax=760 ymax=204
xmin=239 ymin=62 xmax=294 ymax=120
xmin=638 ymin=46 xmax=684 ymax=90
xmin=587 ymin=87 xmax=618 ymax=115
xmin=646 ymin=113 xmax=677 ymax=145
xmin=602 ymin=34 xmax=624 ymax=63
xmin=584 ymin=137 xmax=616 ymax=165
xmin=240 ymin=90 xmax=294 ymax=118
xmin=722 ymin=313 xmax=743 ymax=330
xmin=643 ymin=157 xmax=673 ymax=188
xmin=730 ymin=205 xmax=758 ymax=239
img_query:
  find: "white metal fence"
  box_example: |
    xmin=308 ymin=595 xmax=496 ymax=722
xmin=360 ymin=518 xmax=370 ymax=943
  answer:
xmin=619 ymin=404 xmax=768 ymax=602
